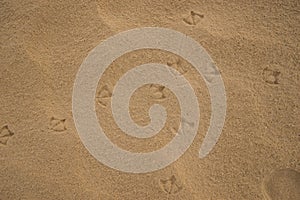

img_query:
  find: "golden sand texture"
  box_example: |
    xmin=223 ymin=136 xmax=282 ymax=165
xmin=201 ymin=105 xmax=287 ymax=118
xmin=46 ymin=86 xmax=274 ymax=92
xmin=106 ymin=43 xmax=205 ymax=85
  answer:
xmin=1 ymin=0 xmax=299 ymax=199
xmin=262 ymin=169 xmax=300 ymax=200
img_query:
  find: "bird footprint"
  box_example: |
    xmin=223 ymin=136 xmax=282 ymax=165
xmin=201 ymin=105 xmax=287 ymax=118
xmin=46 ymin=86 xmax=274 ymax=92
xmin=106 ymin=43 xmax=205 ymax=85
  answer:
xmin=96 ymin=85 xmax=112 ymax=106
xmin=263 ymin=67 xmax=281 ymax=84
xmin=149 ymin=84 xmax=166 ymax=100
xmin=183 ymin=11 xmax=204 ymax=25
xmin=0 ymin=125 xmax=14 ymax=145
xmin=167 ymin=59 xmax=188 ymax=75
xmin=49 ymin=117 xmax=66 ymax=132
xmin=159 ymin=175 xmax=183 ymax=195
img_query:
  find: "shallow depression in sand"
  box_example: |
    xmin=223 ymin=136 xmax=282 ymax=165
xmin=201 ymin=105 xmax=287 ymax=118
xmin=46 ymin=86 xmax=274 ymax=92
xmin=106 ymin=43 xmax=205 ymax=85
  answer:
xmin=262 ymin=168 xmax=300 ymax=200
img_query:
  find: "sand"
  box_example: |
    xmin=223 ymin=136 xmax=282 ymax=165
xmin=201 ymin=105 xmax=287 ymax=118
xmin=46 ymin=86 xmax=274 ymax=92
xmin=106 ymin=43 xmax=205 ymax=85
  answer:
xmin=262 ymin=168 xmax=300 ymax=200
xmin=0 ymin=0 xmax=299 ymax=199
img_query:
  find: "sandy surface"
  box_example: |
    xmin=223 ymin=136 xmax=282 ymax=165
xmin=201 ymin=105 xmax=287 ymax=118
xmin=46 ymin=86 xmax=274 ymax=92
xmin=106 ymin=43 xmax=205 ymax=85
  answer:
xmin=1 ymin=0 xmax=299 ymax=199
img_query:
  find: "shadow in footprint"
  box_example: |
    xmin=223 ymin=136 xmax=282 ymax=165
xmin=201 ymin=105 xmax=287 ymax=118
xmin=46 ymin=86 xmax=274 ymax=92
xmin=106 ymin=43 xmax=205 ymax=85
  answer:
xmin=96 ymin=85 xmax=112 ymax=107
xmin=183 ymin=11 xmax=204 ymax=26
xmin=263 ymin=67 xmax=281 ymax=85
xmin=0 ymin=125 xmax=14 ymax=145
xmin=49 ymin=117 xmax=67 ymax=132
xmin=159 ymin=175 xmax=183 ymax=195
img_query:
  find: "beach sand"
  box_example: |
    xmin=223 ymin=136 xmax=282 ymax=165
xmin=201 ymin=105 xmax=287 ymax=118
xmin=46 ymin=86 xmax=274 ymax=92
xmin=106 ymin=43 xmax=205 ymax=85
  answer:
xmin=0 ymin=0 xmax=299 ymax=199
